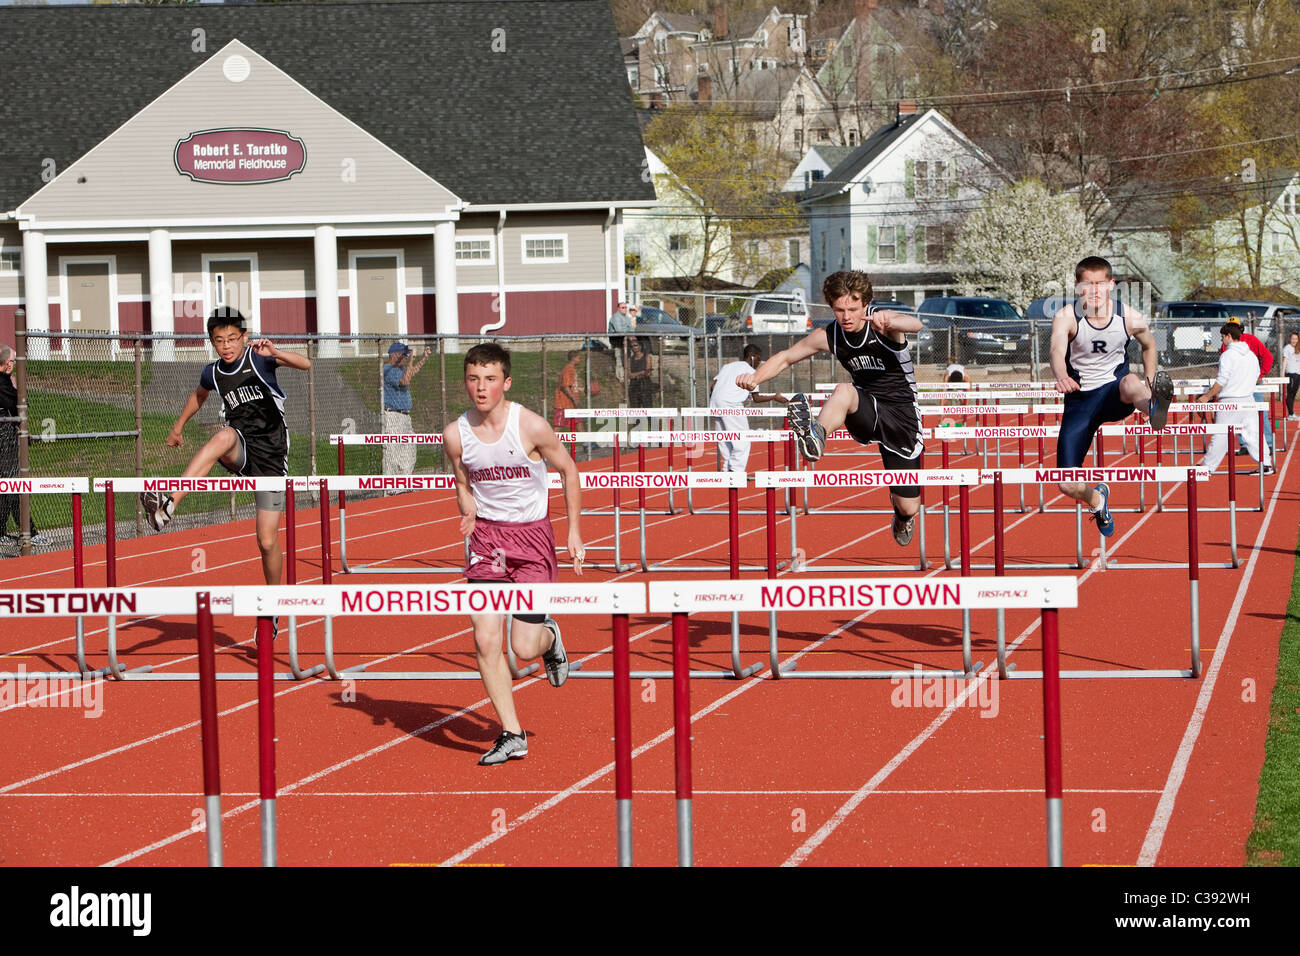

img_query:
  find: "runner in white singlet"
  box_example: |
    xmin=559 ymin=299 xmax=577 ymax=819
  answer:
xmin=443 ymin=343 xmax=584 ymax=766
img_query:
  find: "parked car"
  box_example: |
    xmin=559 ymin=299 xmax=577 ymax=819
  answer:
xmin=1205 ymin=299 xmax=1300 ymax=351
xmin=632 ymin=305 xmax=701 ymax=354
xmin=1152 ymin=301 xmax=1230 ymax=366
xmin=734 ymin=293 xmax=811 ymax=334
xmin=916 ymin=296 xmax=1030 ymax=365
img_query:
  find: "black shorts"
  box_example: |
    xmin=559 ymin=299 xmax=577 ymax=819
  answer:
xmin=218 ymin=426 xmax=289 ymax=512
xmin=843 ymin=389 xmax=923 ymax=498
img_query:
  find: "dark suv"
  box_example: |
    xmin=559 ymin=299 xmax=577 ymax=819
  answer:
xmin=916 ymin=296 xmax=1029 ymax=365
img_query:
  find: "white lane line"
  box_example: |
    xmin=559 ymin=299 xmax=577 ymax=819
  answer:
xmin=783 ymin=454 xmax=1196 ymax=866
xmin=1137 ymin=444 xmax=1291 ymax=866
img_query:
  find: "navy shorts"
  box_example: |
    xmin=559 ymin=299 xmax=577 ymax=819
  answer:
xmin=1056 ymin=368 xmax=1134 ymax=468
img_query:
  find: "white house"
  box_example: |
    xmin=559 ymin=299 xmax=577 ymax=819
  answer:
xmin=622 ymin=147 xmax=740 ymax=286
xmin=784 ymin=144 xmax=855 ymax=193
xmin=799 ymin=104 xmax=1007 ymax=304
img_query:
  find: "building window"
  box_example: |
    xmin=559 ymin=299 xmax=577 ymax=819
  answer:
xmin=796 ymin=94 xmax=805 ymax=115
xmin=759 ymin=29 xmax=769 ymax=48
xmin=1287 ymin=192 xmax=1298 ymax=215
xmin=628 ymin=66 xmax=639 ymax=87
xmin=914 ymin=159 xmax=953 ymax=200
xmin=925 ymin=226 xmax=945 ymax=263
xmin=794 ymin=128 xmax=803 ymax=150
xmin=668 ymin=234 xmax=690 ymax=253
xmin=839 ymin=228 xmax=847 ymax=269
xmin=654 ymin=34 xmax=667 ymax=55
xmin=522 ymin=235 xmax=567 ymax=263
xmin=788 ymin=238 xmax=800 ymax=266
xmin=878 ymin=226 xmax=896 ymax=262
xmin=747 ymin=240 xmax=760 ymax=258
xmin=0 ymin=250 xmax=20 ymax=275
xmin=455 ymin=238 xmax=494 ymax=264
xmin=1170 ymin=230 xmax=1183 ymax=253
xmin=820 ymin=233 xmax=827 ymax=272
xmin=847 ymin=128 xmax=859 ymax=146
xmin=625 ymin=235 xmax=644 ymax=257
xmin=816 ymin=128 xmax=830 ymax=143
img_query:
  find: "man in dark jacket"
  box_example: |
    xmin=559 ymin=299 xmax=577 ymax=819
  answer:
xmin=0 ymin=344 xmax=45 ymax=546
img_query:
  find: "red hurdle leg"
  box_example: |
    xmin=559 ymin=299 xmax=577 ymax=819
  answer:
xmin=319 ymin=478 xmax=332 ymax=585
xmin=612 ymin=613 xmax=633 ymax=866
xmin=1041 ymin=606 xmax=1063 ymax=867
xmin=1188 ymin=469 xmax=1201 ymax=678
xmin=72 ymin=493 xmax=84 ymax=588
xmin=257 ymin=615 xmax=277 ymax=867
xmin=105 ymin=480 xmax=116 ymax=588
xmin=285 ymin=479 xmax=296 ymax=585
xmin=672 ymin=611 xmax=693 ymax=867
xmin=196 ymin=592 xmax=223 ymax=866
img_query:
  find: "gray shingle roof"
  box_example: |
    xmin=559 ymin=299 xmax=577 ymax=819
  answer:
xmin=0 ymin=1 xmax=654 ymax=213
xmin=800 ymin=110 xmax=923 ymax=202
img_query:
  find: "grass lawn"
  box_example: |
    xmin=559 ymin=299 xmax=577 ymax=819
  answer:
xmin=1245 ymin=523 xmax=1300 ymax=865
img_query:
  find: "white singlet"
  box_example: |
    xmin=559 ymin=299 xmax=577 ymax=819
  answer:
xmin=1067 ymin=303 xmax=1130 ymax=391
xmin=457 ymin=402 xmax=549 ymax=523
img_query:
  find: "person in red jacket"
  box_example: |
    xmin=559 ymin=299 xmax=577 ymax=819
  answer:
xmin=1220 ymin=315 xmax=1274 ymax=454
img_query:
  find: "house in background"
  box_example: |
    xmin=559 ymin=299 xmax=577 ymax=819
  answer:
xmin=800 ymin=103 xmax=1007 ymax=305
xmin=623 ymin=147 xmax=741 ymax=289
xmin=1104 ymin=170 xmax=1300 ymax=304
xmin=0 ymin=2 xmax=654 ymax=354
xmin=785 ymin=144 xmax=856 ymax=193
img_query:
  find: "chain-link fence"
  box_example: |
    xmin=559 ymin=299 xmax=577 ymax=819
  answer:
xmin=9 ymin=311 xmax=1294 ymax=555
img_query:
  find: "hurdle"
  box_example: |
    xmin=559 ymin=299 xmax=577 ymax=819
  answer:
xmin=564 ymin=408 xmax=683 ymax=516
xmin=330 ymin=433 xmax=626 ymax=572
xmin=0 ymin=477 xmax=91 ymax=677
xmin=647 ymin=576 xmax=1078 ymax=866
xmin=235 ymin=582 xmax=645 ymax=866
xmin=976 ymin=467 xmax=1210 ymax=680
xmin=0 ymin=586 xmax=231 ymax=863
xmin=754 ymin=467 xmax=981 ymax=575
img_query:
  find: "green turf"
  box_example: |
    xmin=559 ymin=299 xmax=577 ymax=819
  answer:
xmin=1244 ymin=523 xmax=1300 ymax=866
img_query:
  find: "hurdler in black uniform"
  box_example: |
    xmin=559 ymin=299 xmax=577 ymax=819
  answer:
xmin=733 ymin=270 xmax=926 ymax=547
xmin=200 ymin=343 xmax=290 ymax=483
xmin=141 ymin=308 xmax=312 ymax=620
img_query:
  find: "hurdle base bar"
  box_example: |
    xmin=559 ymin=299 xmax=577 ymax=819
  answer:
xmin=1009 ymin=669 xmax=1194 ymax=679
xmin=337 ymin=508 xmax=471 ymax=576
xmin=287 ymin=617 xmax=326 ymax=680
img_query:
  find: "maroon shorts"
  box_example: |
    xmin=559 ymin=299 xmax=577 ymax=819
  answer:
xmin=465 ymin=516 xmax=558 ymax=584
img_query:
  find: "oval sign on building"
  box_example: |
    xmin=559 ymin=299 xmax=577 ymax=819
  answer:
xmin=175 ymin=128 xmax=307 ymax=185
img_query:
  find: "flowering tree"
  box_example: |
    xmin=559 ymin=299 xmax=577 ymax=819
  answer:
xmin=951 ymin=180 xmax=1097 ymax=309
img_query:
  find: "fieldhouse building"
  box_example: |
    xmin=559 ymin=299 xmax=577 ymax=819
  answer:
xmin=0 ymin=1 xmax=655 ymax=357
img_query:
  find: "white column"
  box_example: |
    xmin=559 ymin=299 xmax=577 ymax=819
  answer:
xmin=20 ymin=230 xmax=49 ymax=359
xmin=314 ymin=225 xmax=339 ymax=358
xmin=148 ymin=229 xmax=175 ymax=360
xmin=433 ymin=219 xmax=459 ymax=347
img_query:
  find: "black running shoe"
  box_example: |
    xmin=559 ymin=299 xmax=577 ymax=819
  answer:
xmin=1148 ymin=371 xmax=1174 ymax=431
xmin=892 ymin=513 xmax=915 ymax=547
xmin=540 ymin=618 xmax=569 ymax=687
xmin=787 ymin=394 xmax=826 ymax=462
xmin=140 ymin=491 xmax=175 ymax=531
xmin=479 ymin=730 xmax=528 ymax=766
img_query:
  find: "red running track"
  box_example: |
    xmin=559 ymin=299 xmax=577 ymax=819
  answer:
xmin=0 ymin=433 xmax=1294 ymax=867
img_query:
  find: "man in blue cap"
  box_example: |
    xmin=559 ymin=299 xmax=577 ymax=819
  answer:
xmin=383 ymin=340 xmax=430 ymax=477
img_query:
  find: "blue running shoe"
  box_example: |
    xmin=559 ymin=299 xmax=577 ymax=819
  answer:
xmin=1091 ymin=482 xmax=1114 ymax=537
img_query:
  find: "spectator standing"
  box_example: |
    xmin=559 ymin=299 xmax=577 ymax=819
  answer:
xmin=1284 ymin=330 xmax=1299 ymax=420
xmin=382 ymin=341 xmax=430 ymax=477
xmin=608 ymin=302 xmax=635 ymax=375
xmin=0 ymin=344 xmax=44 ymax=546
xmin=552 ymin=349 xmax=584 ymax=431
